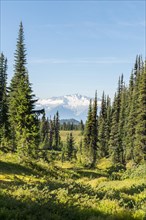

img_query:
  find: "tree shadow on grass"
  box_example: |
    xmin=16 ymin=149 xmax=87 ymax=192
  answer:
xmin=0 ymin=179 xmax=25 ymax=190
xmin=0 ymin=161 xmax=37 ymax=176
xmin=0 ymin=192 xmax=135 ymax=220
xmin=120 ymin=183 xmax=146 ymax=195
xmin=75 ymin=169 xmax=107 ymax=179
xmin=28 ymin=162 xmax=64 ymax=179
xmin=106 ymin=164 xmax=125 ymax=175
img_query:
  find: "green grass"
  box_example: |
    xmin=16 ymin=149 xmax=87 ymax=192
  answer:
xmin=0 ymin=151 xmax=146 ymax=220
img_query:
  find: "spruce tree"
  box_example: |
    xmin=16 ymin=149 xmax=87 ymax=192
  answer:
xmin=83 ymin=92 xmax=98 ymax=167
xmin=124 ymin=72 xmax=135 ymax=161
xmin=39 ymin=112 xmax=49 ymax=147
xmin=118 ymin=85 xmax=127 ymax=164
xmin=80 ymin=120 xmax=84 ymax=135
xmin=54 ymin=111 xmax=60 ymax=149
xmin=65 ymin=132 xmax=75 ymax=160
xmin=125 ymin=56 xmax=142 ymax=162
xmin=82 ymin=99 xmax=93 ymax=166
xmin=79 ymin=138 xmax=83 ymax=157
xmin=98 ymin=91 xmax=107 ymax=158
xmin=134 ymin=64 xmax=146 ymax=162
xmin=105 ymin=95 xmax=112 ymax=156
xmin=90 ymin=91 xmax=98 ymax=167
xmin=109 ymin=93 xmax=120 ymax=163
xmin=109 ymin=75 xmax=125 ymax=164
xmin=52 ymin=115 xmax=56 ymax=148
xmin=49 ymin=118 xmax=54 ymax=149
xmin=0 ymin=53 xmax=10 ymax=150
xmin=83 ymin=100 xmax=92 ymax=147
xmin=9 ymin=22 xmax=39 ymax=158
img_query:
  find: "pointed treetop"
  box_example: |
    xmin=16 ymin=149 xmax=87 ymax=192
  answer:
xmin=14 ymin=21 xmax=27 ymax=74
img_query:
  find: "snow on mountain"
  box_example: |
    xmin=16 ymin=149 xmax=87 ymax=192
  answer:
xmin=36 ymin=94 xmax=101 ymax=121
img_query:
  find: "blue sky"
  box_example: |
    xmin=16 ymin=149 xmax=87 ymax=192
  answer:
xmin=1 ymin=0 xmax=145 ymax=99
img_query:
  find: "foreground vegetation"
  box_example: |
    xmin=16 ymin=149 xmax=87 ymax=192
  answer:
xmin=0 ymin=152 xmax=146 ymax=220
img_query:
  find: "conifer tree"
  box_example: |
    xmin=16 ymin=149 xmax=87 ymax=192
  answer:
xmin=83 ymin=92 xmax=98 ymax=167
xmin=54 ymin=111 xmax=60 ymax=149
xmin=90 ymin=91 xmax=98 ymax=167
xmin=109 ymin=93 xmax=120 ymax=162
xmin=124 ymin=72 xmax=135 ymax=161
xmin=134 ymin=64 xmax=146 ymax=162
xmin=79 ymin=138 xmax=83 ymax=156
xmin=80 ymin=120 xmax=84 ymax=135
xmin=65 ymin=132 xmax=75 ymax=160
xmin=82 ymin=99 xmax=93 ymax=165
xmin=8 ymin=22 xmax=39 ymax=158
xmin=125 ymin=56 xmax=142 ymax=162
xmin=83 ymin=100 xmax=92 ymax=147
xmin=98 ymin=91 xmax=107 ymax=158
xmin=109 ymin=75 xmax=125 ymax=164
xmin=118 ymin=85 xmax=127 ymax=164
xmin=49 ymin=118 xmax=54 ymax=149
xmin=39 ymin=112 xmax=49 ymax=146
xmin=0 ymin=53 xmax=10 ymax=150
xmin=105 ymin=95 xmax=112 ymax=156
xmin=52 ymin=115 xmax=56 ymax=148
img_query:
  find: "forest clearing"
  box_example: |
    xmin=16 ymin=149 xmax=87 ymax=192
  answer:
xmin=1 ymin=1 xmax=145 ymax=219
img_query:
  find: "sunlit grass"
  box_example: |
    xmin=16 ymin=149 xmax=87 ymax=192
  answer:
xmin=0 ymin=151 xmax=146 ymax=220
xmin=60 ymin=130 xmax=83 ymax=145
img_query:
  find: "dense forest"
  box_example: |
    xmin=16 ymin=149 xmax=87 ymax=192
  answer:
xmin=0 ymin=23 xmax=146 ymax=220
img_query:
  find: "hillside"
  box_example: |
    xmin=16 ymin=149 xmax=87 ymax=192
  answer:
xmin=60 ymin=119 xmax=80 ymax=125
xmin=0 ymin=152 xmax=146 ymax=220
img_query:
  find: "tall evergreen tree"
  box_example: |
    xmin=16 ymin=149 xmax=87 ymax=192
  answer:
xmin=109 ymin=93 xmax=120 ymax=162
xmin=90 ymin=91 xmax=98 ymax=167
xmin=125 ymin=56 xmax=142 ymax=162
xmin=109 ymin=76 xmax=123 ymax=163
xmin=54 ymin=111 xmax=60 ymax=149
xmin=49 ymin=118 xmax=54 ymax=149
xmin=80 ymin=120 xmax=84 ymax=135
xmin=65 ymin=132 xmax=75 ymax=160
xmin=83 ymin=92 xmax=98 ymax=167
xmin=98 ymin=91 xmax=107 ymax=158
xmin=39 ymin=112 xmax=49 ymax=146
xmin=8 ymin=22 xmax=39 ymax=158
xmin=0 ymin=53 xmax=10 ymax=150
xmin=125 ymin=72 xmax=135 ymax=161
xmin=118 ymin=85 xmax=127 ymax=164
xmin=105 ymin=95 xmax=112 ymax=156
xmin=134 ymin=64 xmax=146 ymax=162
xmin=82 ymin=99 xmax=93 ymax=166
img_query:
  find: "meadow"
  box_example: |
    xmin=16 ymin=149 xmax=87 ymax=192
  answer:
xmin=0 ymin=148 xmax=146 ymax=220
xmin=60 ymin=130 xmax=83 ymax=145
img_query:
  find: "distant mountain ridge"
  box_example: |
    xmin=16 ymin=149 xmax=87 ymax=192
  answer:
xmin=60 ymin=119 xmax=80 ymax=125
xmin=36 ymin=94 xmax=101 ymax=122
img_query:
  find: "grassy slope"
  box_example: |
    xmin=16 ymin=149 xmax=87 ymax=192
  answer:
xmin=0 ymin=152 xmax=146 ymax=220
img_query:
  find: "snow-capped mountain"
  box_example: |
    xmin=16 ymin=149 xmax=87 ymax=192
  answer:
xmin=36 ymin=94 xmax=101 ymax=122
